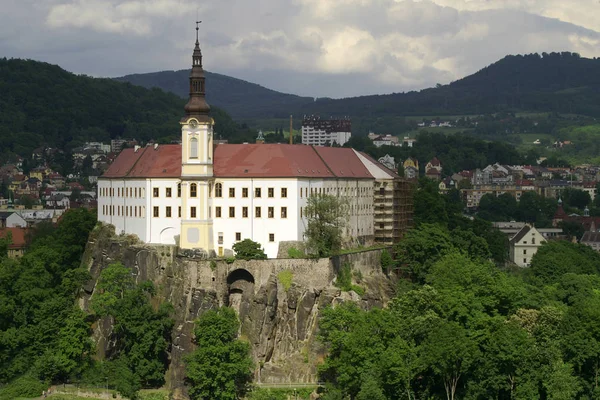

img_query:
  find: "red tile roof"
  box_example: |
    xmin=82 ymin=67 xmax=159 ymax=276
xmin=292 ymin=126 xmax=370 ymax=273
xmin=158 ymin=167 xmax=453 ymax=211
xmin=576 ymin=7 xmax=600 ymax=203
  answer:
xmin=0 ymin=227 xmax=28 ymax=249
xmin=102 ymin=145 xmax=181 ymax=179
xmin=313 ymin=147 xmax=373 ymax=178
xmin=214 ymin=144 xmax=335 ymax=178
xmin=103 ymin=144 xmax=375 ymax=179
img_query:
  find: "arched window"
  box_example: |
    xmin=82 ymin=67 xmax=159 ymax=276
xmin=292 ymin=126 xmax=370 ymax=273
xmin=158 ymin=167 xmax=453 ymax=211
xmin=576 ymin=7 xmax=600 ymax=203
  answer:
xmin=215 ymin=183 xmax=222 ymax=198
xmin=190 ymin=183 xmax=197 ymax=198
xmin=190 ymin=137 xmax=198 ymax=159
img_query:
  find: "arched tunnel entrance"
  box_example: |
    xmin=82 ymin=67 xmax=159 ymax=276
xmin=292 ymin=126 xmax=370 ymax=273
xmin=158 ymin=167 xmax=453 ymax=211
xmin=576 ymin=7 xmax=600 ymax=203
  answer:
xmin=226 ymin=269 xmax=255 ymax=317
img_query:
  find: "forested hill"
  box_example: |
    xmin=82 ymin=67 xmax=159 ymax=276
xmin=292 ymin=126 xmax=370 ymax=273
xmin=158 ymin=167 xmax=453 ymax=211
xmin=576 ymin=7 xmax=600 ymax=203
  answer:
xmin=0 ymin=58 xmax=253 ymax=158
xmin=115 ymin=70 xmax=313 ymax=120
xmin=302 ymin=52 xmax=600 ymax=118
xmin=118 ymin=52 xmax=600 ymax=119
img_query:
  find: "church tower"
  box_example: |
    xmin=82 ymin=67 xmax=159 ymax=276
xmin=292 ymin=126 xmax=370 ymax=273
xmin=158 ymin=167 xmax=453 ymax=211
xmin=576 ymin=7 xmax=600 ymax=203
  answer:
xmin=180 ymin=23 xmax=214 ymax=253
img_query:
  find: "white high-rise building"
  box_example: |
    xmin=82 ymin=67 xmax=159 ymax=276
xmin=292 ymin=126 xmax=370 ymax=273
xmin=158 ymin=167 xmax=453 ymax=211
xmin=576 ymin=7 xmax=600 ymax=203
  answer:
xmin=301 ymin=116 xmax=351 ymax=146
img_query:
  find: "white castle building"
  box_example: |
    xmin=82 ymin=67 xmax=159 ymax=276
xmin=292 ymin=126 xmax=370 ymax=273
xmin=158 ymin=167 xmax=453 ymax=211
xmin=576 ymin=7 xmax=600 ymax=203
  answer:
xmin=98 ymin=29 xmax=402 ymax=258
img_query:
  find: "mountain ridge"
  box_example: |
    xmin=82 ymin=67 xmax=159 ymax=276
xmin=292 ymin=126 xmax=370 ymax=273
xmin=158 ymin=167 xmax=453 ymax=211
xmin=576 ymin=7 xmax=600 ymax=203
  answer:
xmin=116 ymin=52 xmax=600 ymax=120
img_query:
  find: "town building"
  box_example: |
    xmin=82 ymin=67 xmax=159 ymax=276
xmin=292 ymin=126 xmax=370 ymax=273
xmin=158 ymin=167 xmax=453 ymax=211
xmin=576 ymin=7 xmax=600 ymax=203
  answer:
xmin=0 ymin=227 xmax=28 ymax=258
xmin=509 ymin=225 xmax=546 ymax=267
xmin=97 ymin=30 xmax=412 ymax=258
xmin=372 ymin=134 xmax=400 ymax=147
xmin=581 ymin=231 xmax=600 ymax=251
xmin=0 ymin=211 xmax=27 ymax=228
xmin=301 ymin=116 xmax=351 ymax=146
xmin=403 ymin=158 xmax=419 ymax=180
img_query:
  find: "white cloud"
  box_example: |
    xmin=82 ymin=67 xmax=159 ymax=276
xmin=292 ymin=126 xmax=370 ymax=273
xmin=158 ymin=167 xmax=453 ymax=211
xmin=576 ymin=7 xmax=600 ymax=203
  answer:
xmin=0 ymin=0 xmax=598 ymax=98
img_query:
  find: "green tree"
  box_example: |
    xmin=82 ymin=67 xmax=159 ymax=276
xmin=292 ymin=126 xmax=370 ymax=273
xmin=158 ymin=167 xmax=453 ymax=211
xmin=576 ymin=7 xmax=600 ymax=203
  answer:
xmin=529 ymin=241 xmax=600 ymax=284
xmin=304 ymin=194 xmax=348 ymax=257
xmin=185 ymin=307 xmax=253 ymax=400
xmin=380 ymin=249 xmax=394 ymax=273
xmin=232 ymin=239 xmax=267 ymax=260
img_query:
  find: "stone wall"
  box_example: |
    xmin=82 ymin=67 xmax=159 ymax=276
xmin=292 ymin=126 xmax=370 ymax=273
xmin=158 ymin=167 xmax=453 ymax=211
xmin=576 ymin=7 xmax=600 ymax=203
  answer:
xmin=80 ymin=225 xmax=395 ymax=398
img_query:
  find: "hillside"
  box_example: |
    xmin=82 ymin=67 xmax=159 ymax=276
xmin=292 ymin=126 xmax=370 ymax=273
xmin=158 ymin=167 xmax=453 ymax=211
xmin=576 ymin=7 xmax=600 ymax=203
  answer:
xmin=115 ymin=70 xmax=313 ymax=120
xmin=0 ymin=58 xmax=253 ymax=158
xmin=117 ymin=52 xmax=600 ymax=121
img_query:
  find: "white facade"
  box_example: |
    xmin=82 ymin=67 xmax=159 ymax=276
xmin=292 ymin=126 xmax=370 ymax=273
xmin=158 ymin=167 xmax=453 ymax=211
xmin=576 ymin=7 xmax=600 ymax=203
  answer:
xmin=509 ymin=225 xmax=546 ymax=267
xmin=98 ymin=175 xmax=374 ymax=258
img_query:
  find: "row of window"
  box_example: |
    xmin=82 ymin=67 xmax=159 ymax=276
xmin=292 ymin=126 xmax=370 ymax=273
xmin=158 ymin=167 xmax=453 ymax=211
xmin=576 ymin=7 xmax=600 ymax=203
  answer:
xmin=299 ymin=186 xmax=371 ymax=198
xmin=102 ymin=205 xmax=146 ymax=217
xmin=101 ymin=187 xmax=146 ymax=198
xmin=148 ymin=206 xmax=290 ymax=219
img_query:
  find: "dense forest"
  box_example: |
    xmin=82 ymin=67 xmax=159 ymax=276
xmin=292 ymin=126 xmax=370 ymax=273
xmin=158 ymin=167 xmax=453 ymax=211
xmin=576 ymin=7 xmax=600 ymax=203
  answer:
xmin=317 ymin=180 xmax=600 ymax=400
xmin=118 ymin=52 xmax=600 ymax=121
xmin=0 ymin=58 xmax=258 ymax=159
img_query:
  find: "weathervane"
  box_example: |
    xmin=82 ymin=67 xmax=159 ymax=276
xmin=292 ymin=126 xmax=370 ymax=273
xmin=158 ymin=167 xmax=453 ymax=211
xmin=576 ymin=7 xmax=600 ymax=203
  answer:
xmin=195 ymin=20 xmax=201 ymax=42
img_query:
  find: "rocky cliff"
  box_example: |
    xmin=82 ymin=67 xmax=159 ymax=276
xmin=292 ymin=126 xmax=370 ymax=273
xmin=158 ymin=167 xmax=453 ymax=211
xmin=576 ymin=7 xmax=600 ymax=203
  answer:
xmin=80 ymin=225 xmax=395 ymax=396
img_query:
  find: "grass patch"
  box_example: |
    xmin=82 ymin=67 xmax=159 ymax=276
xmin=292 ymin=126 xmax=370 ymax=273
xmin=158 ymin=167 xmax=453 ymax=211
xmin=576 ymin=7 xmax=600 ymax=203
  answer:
xmin=287 ymin=247 xmax=304 ymax=258
xmin=247 ymin=387 xmax=316 ymax=400
xmin=278 ymin=270 xmax=293 ymax=291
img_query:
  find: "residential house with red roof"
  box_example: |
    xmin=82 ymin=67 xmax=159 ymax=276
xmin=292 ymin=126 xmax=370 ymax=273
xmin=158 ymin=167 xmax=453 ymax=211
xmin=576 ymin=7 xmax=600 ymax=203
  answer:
xmin=0 ymin=227 xmax=28 ymax=258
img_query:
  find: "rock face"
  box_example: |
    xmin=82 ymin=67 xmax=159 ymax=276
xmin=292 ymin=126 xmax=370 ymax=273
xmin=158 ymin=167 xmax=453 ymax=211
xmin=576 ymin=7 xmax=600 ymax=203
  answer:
xmin=81 ymin=225 xmax=395 ymax=395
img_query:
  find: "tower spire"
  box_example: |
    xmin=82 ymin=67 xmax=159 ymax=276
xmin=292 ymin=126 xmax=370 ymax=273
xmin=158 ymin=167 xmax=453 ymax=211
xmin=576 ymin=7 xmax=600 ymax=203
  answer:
xmin=183 ymin=21 xmax=210 ymax=122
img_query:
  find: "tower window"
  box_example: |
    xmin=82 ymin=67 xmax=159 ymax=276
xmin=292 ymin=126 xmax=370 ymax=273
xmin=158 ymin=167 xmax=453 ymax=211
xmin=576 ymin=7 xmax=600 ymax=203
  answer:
xmin=268 ymin=207 xmax=274 ymax=218
xmin=236 ymin=232 xmax=241 ymax=241
xmin=190 ymin=183 xmax=197 ymax=198
xmin=190 ymin=137 xmax=198 ymax=159
xmin=216 ymin=207 xmax=222 ymax=218
xmin=166 ymin=206 xmax=172 ymax=218
xmin=190 ymin=207 xmax=197 ymax=218
xmin=229 ymin=188 xmax=235 ymax=198
xmin=281 ymin=207 xmax=287 ymax=218
xmin=153 ymin=206 xmax=159 ymax=218
xmin=255 ymin=188 xmax=262 ymax=198
xmin=255 ymin=207 xmax=261 ymax=218
xmin=281 ymin=188 xmax=287 ymax=198
xmin=215 ymin=183 xmax=222 ymax=198
xmin=242 ymin=207 xmax=248 ymax=218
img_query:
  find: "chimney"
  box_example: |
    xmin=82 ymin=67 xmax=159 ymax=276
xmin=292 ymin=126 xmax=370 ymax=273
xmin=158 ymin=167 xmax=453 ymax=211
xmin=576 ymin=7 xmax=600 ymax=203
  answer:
xmin=134 ymin=145 xmax=141 ymax=153
xmin=154 ymin=143 xmax=159 ymax=150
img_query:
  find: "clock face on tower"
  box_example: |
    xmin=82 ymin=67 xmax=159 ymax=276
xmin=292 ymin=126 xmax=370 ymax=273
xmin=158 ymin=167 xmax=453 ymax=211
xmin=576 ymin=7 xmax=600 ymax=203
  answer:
xmin=189 ymin=119 xmax=198 ymax=128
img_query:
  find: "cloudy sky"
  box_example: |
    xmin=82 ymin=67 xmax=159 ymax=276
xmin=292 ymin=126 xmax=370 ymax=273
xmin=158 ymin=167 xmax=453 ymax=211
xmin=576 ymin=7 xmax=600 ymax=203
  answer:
xmin=2 ymin=0 xmax=600 ymax=98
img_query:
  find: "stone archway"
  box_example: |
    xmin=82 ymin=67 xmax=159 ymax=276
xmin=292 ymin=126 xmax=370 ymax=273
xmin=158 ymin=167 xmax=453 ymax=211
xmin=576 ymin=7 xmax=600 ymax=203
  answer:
xmin=226 ymin=269 xmax=255 ymax=317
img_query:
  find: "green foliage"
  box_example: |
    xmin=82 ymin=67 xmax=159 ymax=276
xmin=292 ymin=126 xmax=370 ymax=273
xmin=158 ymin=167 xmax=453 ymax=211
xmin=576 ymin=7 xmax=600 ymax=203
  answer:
xmin=0 ymin=59 xmax=256 ymax=159
xmin=380 ymin=249 xmax=394 ymax=272
xmin=209 ymin=260 xmax=217 ymax=270
xmin=277 ymin=270 xmax=293 ymax=292
xmin=225 ymin=256 xmax=236 ymax=264
xmin=0 ymin=209 xmax=96 ymax=392
xmin=246 ymin=387 xmax=315 ymax=400
xmin=185 ymin=307 xmax=254 ymax=400
xmin=91 ymin=262 xmax=174 ymax=397
xmin=287 ymin=247 xmax=304 ymax=259
xmin=232 ymin=239 xmax=267 ymax=260
xmin=334 ymin=263 xmax=364 ymax=296
xmin=320 ymin=213 xmax=600 ymax=399
xmin=304 ymin=194 xmax=348 ymax=257
xmin=529 ymin=241 xmax=600 ymax=284
xmin=0 ymin=373 xmax=47 ymax=400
